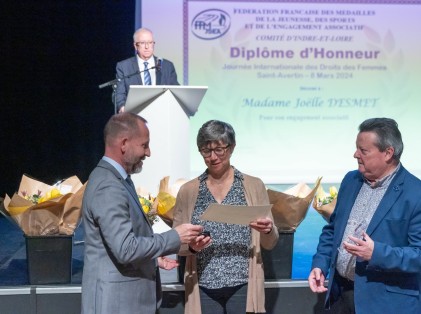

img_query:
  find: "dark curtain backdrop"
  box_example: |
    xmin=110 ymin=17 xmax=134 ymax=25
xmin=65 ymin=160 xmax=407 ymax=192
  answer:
xmin=1 ymin=1 xmax=136 ymax=196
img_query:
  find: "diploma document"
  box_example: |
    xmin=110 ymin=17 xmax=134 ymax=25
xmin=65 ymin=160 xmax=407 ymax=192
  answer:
xmin=200 ymin=203 xmax=272 ymax=225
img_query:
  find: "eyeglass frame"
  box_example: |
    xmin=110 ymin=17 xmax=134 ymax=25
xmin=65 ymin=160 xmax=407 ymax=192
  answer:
xmin=199 ymin=145 xmax=231 ymax=158
xmin=135 ymin=41 xmax=155 ymax=47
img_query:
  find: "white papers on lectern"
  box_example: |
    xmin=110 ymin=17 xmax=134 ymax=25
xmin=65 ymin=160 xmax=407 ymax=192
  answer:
xmin=200 ymin=204 xmax=272 ymax=225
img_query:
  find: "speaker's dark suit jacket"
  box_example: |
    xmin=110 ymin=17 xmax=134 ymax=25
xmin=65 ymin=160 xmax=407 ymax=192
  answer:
xmin=312 ymin=165 xmax=421 ymax=313
xmin=115 ymin=55 xmax=179 ymax=111
xmin=81 ymin=159 xmax=181 ymax=314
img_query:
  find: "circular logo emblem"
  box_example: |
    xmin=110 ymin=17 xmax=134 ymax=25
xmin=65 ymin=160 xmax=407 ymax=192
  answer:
xmin=191 ymin=9 xmax=231 ymax=40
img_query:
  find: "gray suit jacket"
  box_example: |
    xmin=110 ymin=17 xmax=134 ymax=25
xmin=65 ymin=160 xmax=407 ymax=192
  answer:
xmin=115 ymin=55 xmax=179 ymax=111
xmin=81 ymin=159 xmax=181 ymax=314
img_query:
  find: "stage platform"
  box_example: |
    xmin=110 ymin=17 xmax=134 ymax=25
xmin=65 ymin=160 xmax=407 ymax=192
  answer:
xmin=0 ymin=281 xmax=327 ymax=314
xmin=0 ymin=210 xmax=327 ymax=314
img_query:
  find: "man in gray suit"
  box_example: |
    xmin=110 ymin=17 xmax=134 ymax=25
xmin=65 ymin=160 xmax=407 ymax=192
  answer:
xmin=81 ymin=112 xmax=203 ymax=314
xmin=115 ymin=28 xmax=179 ymax=113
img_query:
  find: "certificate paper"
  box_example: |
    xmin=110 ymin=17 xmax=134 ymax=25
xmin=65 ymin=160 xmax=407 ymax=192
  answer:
xmin=200 ymin=204 xmax=272 ymax=225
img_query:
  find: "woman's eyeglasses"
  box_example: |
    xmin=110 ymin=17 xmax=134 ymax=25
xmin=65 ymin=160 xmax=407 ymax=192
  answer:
xmin=199 ymin=145 xmax=230 ymax=158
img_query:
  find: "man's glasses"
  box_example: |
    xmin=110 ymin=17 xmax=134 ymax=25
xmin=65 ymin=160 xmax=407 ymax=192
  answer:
xmin=135 ymin=41 xmax=155 ymax=47
xmin=199 ymin=145 xmax=230 ymax=158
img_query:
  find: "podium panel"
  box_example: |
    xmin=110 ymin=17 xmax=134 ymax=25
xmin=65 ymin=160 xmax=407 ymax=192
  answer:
xmin=133 ymin=90 xmax=190 ymax=193
xmin=125 ymin=86 xmax=207 ymax=194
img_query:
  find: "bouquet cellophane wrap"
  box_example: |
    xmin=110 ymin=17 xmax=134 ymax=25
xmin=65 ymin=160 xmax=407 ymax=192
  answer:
xmin=267 ymin=177 xmax=321 ymax=231
xmin=3 ymin=174 xmax=86 ymax=235
xmin=156 ymin=176 xmax=189 ymax=226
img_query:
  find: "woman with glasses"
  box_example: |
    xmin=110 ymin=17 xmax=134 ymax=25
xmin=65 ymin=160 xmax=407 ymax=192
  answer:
xmin=173 ymin=120 xmax=279 ymax=314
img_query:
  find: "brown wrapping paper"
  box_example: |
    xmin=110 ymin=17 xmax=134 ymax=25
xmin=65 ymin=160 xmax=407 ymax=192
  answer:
xmin=267 ymin=177 xmax=322 ymax=231
xmin=60 ymin=181 xmax=87 ymax=235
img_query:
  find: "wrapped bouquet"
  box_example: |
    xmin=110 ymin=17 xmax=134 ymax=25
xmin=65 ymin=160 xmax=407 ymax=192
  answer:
xmin=267 ymin=177 xmax=322 ymax=231
xmin=2 ymin=174 xmax=86 ymax=235
xmin=138 ymin=195 xmax=159 ymax=225
xmin=136 ymin=176 xmax=186 ymax=227
xmin=313 ymin=182 xmax=338 ymax=221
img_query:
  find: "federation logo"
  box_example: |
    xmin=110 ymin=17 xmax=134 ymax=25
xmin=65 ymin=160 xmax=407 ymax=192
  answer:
xmin=191 ymin=9 xmax=231 ymax=40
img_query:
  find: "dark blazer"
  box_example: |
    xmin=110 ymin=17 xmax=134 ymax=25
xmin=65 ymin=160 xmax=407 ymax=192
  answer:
xmin=115 ymin=55 xmax=179 ymax=111
xmin=312 ymin=165 xmax=421 ymax=313
xmin=81 ymin=159 xmax=181 ymax=314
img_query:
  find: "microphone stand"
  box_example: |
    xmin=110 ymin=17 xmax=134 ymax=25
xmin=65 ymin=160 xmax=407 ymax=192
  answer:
xmin=98 ymin=70 xmax=144 ymax=114
xmin=98 ymin=78 xmax=120 ymax=114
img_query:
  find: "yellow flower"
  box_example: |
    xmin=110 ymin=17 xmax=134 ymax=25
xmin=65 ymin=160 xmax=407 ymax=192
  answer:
xmin=139 ymin=197 xmax=151 ymax=213
xmin=37 ymin=188 xmax=62 ymax=204
xmin=138 ymin=195 xmax=158 ymax=224
xmin=23 ymin=188 xmax=62 ymax=204
xmin=329 ymin=186 xmax=338 ymax=198
xmin=315 ymin=185 xmax=338 ymax=207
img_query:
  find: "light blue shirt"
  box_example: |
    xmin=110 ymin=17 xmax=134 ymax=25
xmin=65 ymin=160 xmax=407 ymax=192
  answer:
xmin=102 ymin=156 xmax=129 ymax=180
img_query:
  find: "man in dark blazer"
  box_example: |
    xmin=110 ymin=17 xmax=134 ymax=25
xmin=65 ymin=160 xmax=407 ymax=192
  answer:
xmin=115 ymin=28 xmax=179 ymax=113
xmin=81 ymin=113 xmax=203 ymax=314
xmin=308 ymin=118 xmax=421 ymax=313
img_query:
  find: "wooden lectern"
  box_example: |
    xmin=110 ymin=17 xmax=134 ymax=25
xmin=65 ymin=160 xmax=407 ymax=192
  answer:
xmin=125 ymin=85 xmax=208 ymax=194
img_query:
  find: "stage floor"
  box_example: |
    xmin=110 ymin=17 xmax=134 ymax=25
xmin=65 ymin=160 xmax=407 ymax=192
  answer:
xmin=0 ymin=211 xmax=328 ymax=314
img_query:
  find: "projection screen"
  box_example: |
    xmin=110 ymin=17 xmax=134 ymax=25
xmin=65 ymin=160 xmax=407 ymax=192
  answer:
xmin=137 ymin=0 xmax=421 ymax=184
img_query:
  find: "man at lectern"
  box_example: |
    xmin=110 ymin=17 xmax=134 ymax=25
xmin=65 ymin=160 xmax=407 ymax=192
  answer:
xmin=115 ymin=28 xmax=179 ymax=113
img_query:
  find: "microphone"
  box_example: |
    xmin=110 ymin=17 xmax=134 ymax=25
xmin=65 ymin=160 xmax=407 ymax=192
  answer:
xmin=139 ymin=64 xmax=158 ymax=73
xmin=102 ymin=62 xmax=157 ymax=88
xmin=99 ymin=59 xmax=161 ymax=89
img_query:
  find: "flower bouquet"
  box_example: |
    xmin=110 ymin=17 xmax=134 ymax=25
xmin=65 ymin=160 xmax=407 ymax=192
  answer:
xmin=312 ymin=181 xmax=338 ymax=221
xmin=136 ymin=176 xmax=186 ymax=227
xmin=138 ymin=195 xmax=159 ymax=225
xmin=2 ymin=174 xmax=86 ymax=235
xmin=267 ymin=177 xmax=322 ymax=231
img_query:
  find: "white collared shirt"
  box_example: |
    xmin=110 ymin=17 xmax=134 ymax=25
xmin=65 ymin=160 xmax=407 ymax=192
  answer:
xmin=136 ymin=55 xmax=156 ymax=85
